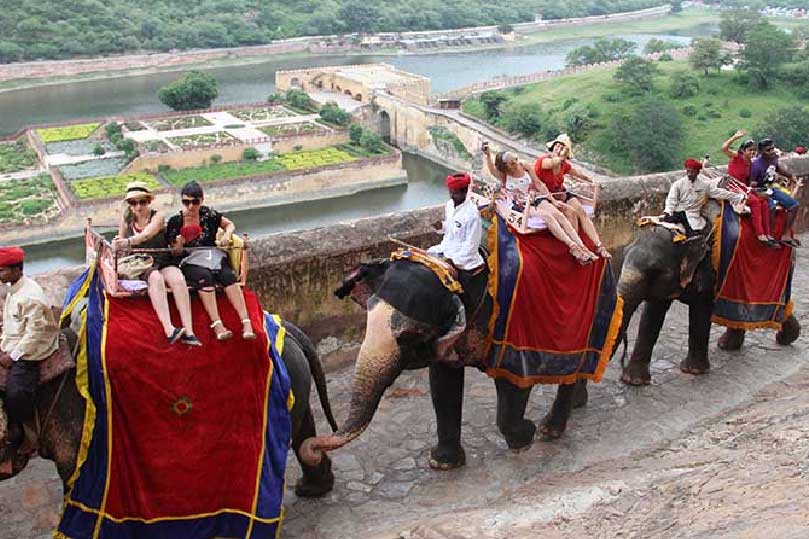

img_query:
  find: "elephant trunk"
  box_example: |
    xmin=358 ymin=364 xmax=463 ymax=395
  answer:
xmin=300 ymin=301 xmax=402 ymax=466
xmin=614 ymin=266 xmax=646 ymax=362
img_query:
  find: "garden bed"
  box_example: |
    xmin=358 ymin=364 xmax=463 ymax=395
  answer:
xmin=69 ymin=172 xmax=160 ymax=201
xmin=0 ymin=174 xmax=59 ymax=224
xmin=276 ymin=147 xmax=354 ymax=170
xmin=147 ymin=115 xmax=213 ymax=131
xmin=59 ymin=157 xmax=128 ymax=180
xmin=123 ymin=121 xmax=147 ymax=131
xmin=259 ymin=122 xmax=328 ymax=136
xmin=232 ymin=107 xmax=299 ymax=122
xmin=167 ymin=131 xmax=235 ymax=149
xmin=336 ymin=143 xmax=390 ymax=159
xmin=141 ymin=140 xmax=172 ymax=153
xmin=46 ymin=139 xmax=114 ymax=156
xmin=0 ymin=140 xmax=38 ymax=174
xmin=36 ymin=123 xmax=100 ymax=143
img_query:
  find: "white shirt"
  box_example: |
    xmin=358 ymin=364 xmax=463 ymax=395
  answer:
xmin=508 ymin=172 xmax=533 ymax=194
xmin=427 ymin=198 xmax=484 ymax=270
xmin=664 ymin=175 xmax=745 ymax=230
xmin=1 ymin=276 xmax=59 ymax=362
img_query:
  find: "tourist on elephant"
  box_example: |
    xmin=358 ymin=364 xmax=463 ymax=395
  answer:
xmin=0 ymin=247 xmax=58 ymax=459
xmin=482 ymin=146 xmax=597 ymax=264
xmin=112 ymin=182 xmax=201 ymax=346
xmin=534 ymin=134 xmax=610 ymax=258
xmin=750 ymin=139 xmax=802 ymax=247
xmin=721 ymin=131 xmax=776 ymax=246
xmin=166 ymin=181 xmax=255 ymax=341
xmin=663 ymin=159 xmax=745 ymax=237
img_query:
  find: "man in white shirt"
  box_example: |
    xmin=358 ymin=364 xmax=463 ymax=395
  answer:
xmin=0 ymin=246 xmax=59 ymax=456
xmin=663 ymin=158 xmax=745 ymax=236
xmin=428 ymin=172 xmax=484 ymax=271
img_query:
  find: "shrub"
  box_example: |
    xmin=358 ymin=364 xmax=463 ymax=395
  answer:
xmin=697 ymin=115 xmax=707 ymax=121
xmin=359 ymin=131 xmax=383 ymax=154
xmin=349 ymin=124 xmax=363 ymax=145
xmin=105 ymin=122 xmax=122 ymax=138
xmin=668 ymin=71 xmax=700 ymax=99
xmin=293 ymin=145 xmax=303 ymax=152
xmin=93 ymin=143 xmax=106 ymax=155
xmin=658 ymin=53 xmax=673 ymax=62
xmin=157 ymin=164 xmax=171 ymax=173
xmin=680 ymin=105 xmax=697 ymax=116
xmin=210 ymin=154 xmax=222 ymax=164
xmin=243 ymin=147 xmax=260 ymax=161
xmin=707 ymin=110 xmax=722 ymax=118
xmin=267 ymin=93 xmax=285 ymax=104
xmin=319 ymin=102 xmax=351 ymax=126
xmin=739 ymin=109 xmax=752 ymax=118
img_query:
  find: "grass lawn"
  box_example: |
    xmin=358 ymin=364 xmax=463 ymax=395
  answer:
xmin=464 ymin=59 xmax=805 ymax=174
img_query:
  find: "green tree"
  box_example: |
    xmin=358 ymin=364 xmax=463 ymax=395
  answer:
xmin=689 ymin=38 xmax=724 ymax=76
xmin=349 ymin=123 xmax=363 ymax=145
xmin=0 ymin=41 xmax=21 ymax=63
xmin=668 ymin=71 xmax=700 ymax=98
xmin=285 ymin=89 xmax=315 ymax=111
xmin=479 ymin=90 xmax=508 ymax=120
xmin=566 ymin=37 xmax=636 ymax=66
xmin=319 ymin=102 xmax=351 ymax=126
xmin=614 ymin=56 xmax=658 ymax=94
xmin=498 ymin=102 xmax=546 ymax=137
xmin=338 ymin=0 xmax=381 ymax=34
xmin=158 ymin=71 xmax=219 ymax=111
xmin=753 ymin=106 xmax=809 ymax=151
xmin=720 ymin=8 xmax=763 ymax=44
xmin=609 ymin=98 xmax=685 ymax=173
xmin=359 ymin=130 xmax=383 ymax=153
xmin=243 ymin=147 xmax=260 ymax=160
xmin=643 ymin=38 xmax=682 ymax=55
xmin=742 ymin=22 xmax=794 ymax=89
xmin=497 ymin=24 xmax=514 ymax=34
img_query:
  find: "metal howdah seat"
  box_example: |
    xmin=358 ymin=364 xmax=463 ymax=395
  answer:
xmin=467 ymin=174 xmax=599 ymax=234
xmin=84 ymin=219 xmax=249 ymax=298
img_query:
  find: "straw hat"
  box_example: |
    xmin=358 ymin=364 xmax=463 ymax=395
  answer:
xmin=124 ymin=181 xmax=153 ymax=202
xmin=546 ymin=133 xmax=573 ymax=157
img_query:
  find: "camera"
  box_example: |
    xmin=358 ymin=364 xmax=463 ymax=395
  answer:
xmin=481 ymin=140 xmax=489 ymax=152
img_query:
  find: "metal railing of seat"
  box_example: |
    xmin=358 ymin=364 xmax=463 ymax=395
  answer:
xmin=85 ymin=218 xmax=249 ymax=298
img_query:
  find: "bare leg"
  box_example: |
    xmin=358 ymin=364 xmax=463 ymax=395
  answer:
xmin=198 ymin=288 xmax=231 ymax=339
xmin=536 ymin=203 xmax=596 ymax=264
xmin=223 ymin=283 xmax=254 ymax=337
xmin=567 ymin=198 xmax=609 ymax=257
xmin=161 ymin=267 xmax=195 ymax=336
xmin=147 ymin=271 xmax=175 ymax=337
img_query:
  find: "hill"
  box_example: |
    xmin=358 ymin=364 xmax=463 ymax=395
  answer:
xmin=0 ymin=0 xmax=671 ymax=62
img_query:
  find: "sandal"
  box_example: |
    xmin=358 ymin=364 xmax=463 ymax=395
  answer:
xmin=181 ymin=334 xmax=203 ymax=347
xmin=241 ymin=318 xmax=256 ymax=340
xmin=210 ymin=320 xmax=233 ymax=341
xmin=568 ymin=243 xmax=595 ymax=265
xmin=594 ymin=243 xmax=612 ymax=259
xmin=167 ymin=327 xmax=185 ymax=345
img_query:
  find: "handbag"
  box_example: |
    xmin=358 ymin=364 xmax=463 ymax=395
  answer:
xmin=180 ymin=248 xmax=227 ymax=271
xmin=117 ymin=254 xmax=154 ymax=280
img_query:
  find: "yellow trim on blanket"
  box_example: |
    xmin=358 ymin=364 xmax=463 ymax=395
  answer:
xmin=496 ymin=225 xmax=526 ymax=369
xmin=483 ymin=212 xmax=499 ymax=359
xmin=92 ymin=296 xmax=113 ymax=539
xmin=711 ymin=300 xmax=794 ymax=331
xmin=59 ymin=264 xmax=95 ymax=326
xmin=710 ymin=202 xmax=724 ymax=281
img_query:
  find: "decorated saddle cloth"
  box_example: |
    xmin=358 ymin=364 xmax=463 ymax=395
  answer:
xmin=485 ymin=215 xmax=623 ymax=387
xmin=56 ymin=267 xmax=293 ymax=539
xmin=390 ymin=248 xmax=462 ymax=293
xmin=712 ymin=201 xmax=794 ymax=330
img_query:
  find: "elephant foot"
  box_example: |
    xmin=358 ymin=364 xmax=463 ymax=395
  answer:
xmin=680 ymin=356 xmax=710 ymax=375
xmin=718 ymin=328 xmax=745 ymax=351
xmin=500 ymin=419 xmax=537 ymax=451
xmin=621 ymin=362 xmax=651 ymax=386
xmin=294 ymin=456 xmax=335 ymax=498
xmin=572 ymin=380 xmax=588 ymax=409
xmin=776 ymin=316 xmax=801 ymax=346
xmin=429 ymin=445 xmax=466 ymax=471
xmin=539 ymin=414 xmax=566 ymax=442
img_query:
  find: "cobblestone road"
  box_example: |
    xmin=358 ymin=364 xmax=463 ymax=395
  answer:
xmin=2 ymin=239 xmax=807 ymax=539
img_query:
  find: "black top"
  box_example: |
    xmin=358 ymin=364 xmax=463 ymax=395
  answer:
xmin=165 ymin=206 xmax=223 ymax=249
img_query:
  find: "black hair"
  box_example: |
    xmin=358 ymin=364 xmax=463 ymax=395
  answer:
xmin=740 ymin=139 xmax=756 ymax=151
xmin=5 ymin=262 xmax=23 ymax=271
xmin=758 ymin=138 xmax=774 ymax=151
xmin=181 ymin=181 xmax=204 ymax=198
xmin=494 ymin=151 xmax=513 ymax=174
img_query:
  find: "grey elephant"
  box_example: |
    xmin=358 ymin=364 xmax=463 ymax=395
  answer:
xmin=299 ymin=259 xmax=587 ymax=471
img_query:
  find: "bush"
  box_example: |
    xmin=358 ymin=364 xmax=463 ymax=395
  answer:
xmin=707 ymin=110 xmax=722 ymax=118
xmin=243 ymin=147 xmax=260 ymax=161
xmin=210 ymin=154 xmax=222 ymax=164
xmin=359 ymin=131 xmax=383 ymax=154
xmin=267 ymin=93 xmax=284 ymax=104
xmin=609 ymin=98 xmax=685 ymax=173
xmin=157 ymin=164 xmax=171 ymax=173
xmin=739 ymin=109 xmax=752 ymax=118
xmin=93 ymin=143 xmax=106 ymax=155
xmin=658 ymin=53 xmax=673 ymax=62
xmin=319 ymin=102 xmax=351 ymax=126
xmin=681 ymin=105 xmax=697 ymax=116
xmin=668 ymin=71 xmax=700 ymax=99
xmin=753 ymin=106 xmax=809 ymax=150
xmin=105 ymin=122 xmax=122 ymax=138
xmin=349 ymin=124 xmax=363 ymax=145
xmin=293 ymin=145 xmax=303 ymax=152
xmin=697 ymin=115 xmax=707 ymax=121
xmin=285 ymin=89 xmax=315 ymax=112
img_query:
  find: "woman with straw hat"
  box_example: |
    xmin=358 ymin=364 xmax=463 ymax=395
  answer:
xmin=112 ymin=181 xmax=201 ymax=346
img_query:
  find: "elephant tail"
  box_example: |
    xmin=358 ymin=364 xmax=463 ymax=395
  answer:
xmin=284 ymin=321 xmax=339 ymax=433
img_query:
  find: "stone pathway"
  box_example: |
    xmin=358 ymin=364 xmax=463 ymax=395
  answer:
xmin=1 ymin=238 xmax=807 ymax=539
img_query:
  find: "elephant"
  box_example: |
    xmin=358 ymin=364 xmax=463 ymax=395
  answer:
xmin=299 ymin=258 xmax=588 ymax=471
xmin=616 ymin=202 xmax=801 ymax=386
xmin=0 ymin=307 xmax=338 ymax=499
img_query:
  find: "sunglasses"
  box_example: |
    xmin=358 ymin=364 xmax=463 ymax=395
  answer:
xmin=127 ymin=199 xmax=149 ymax=207
xmin=181 ymin=198 xmax=201 ymax=206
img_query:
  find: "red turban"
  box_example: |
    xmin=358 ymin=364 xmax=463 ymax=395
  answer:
xmin=179 ymin=225 xmax=202 ymax=243
xmin=0 ymin=246 xmax=24 ymax=267
xmin=684 ymin=159 xmax=703 ymax=170
xmin=446 ymin=172 xmax=471 ymax=190
xmin=795 ymin=146 xmax=806 ymax=155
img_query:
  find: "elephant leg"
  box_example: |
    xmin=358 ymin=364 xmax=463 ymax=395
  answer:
xmin=621 ymin=300 xmax=671 ymax=385
xmin=572 ymin=379 xmax=588 ymax=409
xmin=540 ymin=383 xmax=576 ymax=441
xmin=429 ymin=362 xmax=466 ymax=470
xmin=718 ymin=328 xmax=746 ymax=351
xmin=494 ymin=378 xmax=536 ymax=451
xmin=292 ymin=406 xmax=334 ymax=497
xmin=680 ymin=298 xmax=712 ymax=375
xmin=776 ymin=315 xmax=801 ymax=346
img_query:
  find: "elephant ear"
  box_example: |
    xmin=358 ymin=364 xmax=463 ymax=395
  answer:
xmin=334 ymin=260 xmax=390 ymax=302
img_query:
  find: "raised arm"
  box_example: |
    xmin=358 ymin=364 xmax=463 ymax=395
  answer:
xmin=218 ymin=215 xmax=236 ymax=245
xmin=721 ymin=130 xmax=746 ymax=160
xmin=525 ymin=162 xmax=550 ymax=195
xmin=483 ymin=149 xmax=506 ymax=187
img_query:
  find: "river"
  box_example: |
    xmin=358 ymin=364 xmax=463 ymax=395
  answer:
xmin=3 ymin=31 xmax=712 ymax=273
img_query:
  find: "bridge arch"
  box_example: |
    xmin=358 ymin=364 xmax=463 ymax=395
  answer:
xmin=379 ymin=110 xmax=391 ymax=144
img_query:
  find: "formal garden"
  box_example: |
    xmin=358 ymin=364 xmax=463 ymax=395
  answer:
xmin=259 ymin=122 xmax=328 ymax=136
xmin=232 ymin=106 xmax=300 ymax=122
xmin=0 ymin=174 xmax=59 ymax=224
xmin=35 ymin=123 xmax=100 ymax=143
xmin=167 ymin=131 xmax=236 ymax=149
xmin=0 ymin=139 xmax=39 ymax=174
xmin=68 ymin=171 xmax=160 ymax=201
xmin=147 ymin=115 xmax=212 ymax=131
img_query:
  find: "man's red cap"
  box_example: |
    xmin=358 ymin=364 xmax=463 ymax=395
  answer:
xmin=795 ymin=146 xmax=806 ymax=154
xmin=0 ymin=246 xmax=24 ymax=267
xmin=179 ymin=225 xmax=202 ymax=243
xmin=684 ymin=158 xmax=703 ymax=170
xmin=446 ymin=172 xmax=471 ymax=190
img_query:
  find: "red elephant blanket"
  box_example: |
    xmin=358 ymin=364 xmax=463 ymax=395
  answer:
xmin=485 ymin=215 xmax=623 ymax=387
